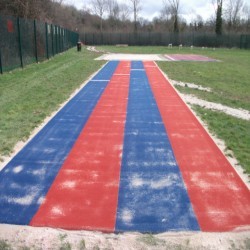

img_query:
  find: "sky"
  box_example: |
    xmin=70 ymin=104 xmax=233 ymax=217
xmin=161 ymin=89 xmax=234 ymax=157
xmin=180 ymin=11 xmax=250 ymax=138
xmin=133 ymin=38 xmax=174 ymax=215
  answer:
xmin=63 ymin=0 xmax=216 ymax=23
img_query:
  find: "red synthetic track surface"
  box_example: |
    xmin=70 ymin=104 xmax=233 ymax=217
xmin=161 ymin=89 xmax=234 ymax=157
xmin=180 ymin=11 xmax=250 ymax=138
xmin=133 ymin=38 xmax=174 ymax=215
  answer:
xmin=144 ymin=61 xmax=250 ymax=232
xmin=30 ymin=61 xmax=130 ymax=231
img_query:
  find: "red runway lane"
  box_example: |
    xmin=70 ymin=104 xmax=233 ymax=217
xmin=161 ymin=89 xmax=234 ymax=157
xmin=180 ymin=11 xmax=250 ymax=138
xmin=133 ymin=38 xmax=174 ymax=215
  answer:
xmin=144 ymin=61 xmax=250 ymax=232
xmin=30 ymin=61 xmax=130 ymax=231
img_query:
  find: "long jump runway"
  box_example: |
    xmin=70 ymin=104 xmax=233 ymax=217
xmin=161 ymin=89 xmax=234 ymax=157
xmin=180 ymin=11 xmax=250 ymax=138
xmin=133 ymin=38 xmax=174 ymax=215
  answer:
xmin=0 ymin=61 xmax=249 ymax=233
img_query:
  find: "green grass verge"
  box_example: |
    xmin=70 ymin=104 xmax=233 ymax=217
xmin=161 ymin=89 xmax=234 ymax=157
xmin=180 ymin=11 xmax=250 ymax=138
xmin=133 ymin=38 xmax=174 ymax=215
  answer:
xmin=193 ymin=106 xmax=250 ymax=175
xmin=0 ymin=48 xmax=104 ymax=159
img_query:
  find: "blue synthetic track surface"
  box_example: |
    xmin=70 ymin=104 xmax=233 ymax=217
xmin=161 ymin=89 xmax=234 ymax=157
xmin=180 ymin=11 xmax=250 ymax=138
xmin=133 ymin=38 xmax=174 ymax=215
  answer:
xmin=0 ymin=61 xmax=119 ymax=225
xmin=115 ymin=62 xmax=199 ymax=232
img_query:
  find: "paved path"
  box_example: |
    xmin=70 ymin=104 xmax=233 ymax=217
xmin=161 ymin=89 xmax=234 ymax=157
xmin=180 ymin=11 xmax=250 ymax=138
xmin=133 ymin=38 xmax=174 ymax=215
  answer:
xmin=0 ymin=61 xmax=249 ymax=233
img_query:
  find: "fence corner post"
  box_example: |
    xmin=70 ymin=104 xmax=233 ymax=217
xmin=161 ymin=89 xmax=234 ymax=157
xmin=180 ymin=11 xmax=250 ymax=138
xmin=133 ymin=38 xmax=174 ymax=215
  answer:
xmin=17 ymin=17 xmax=23 ymax=68
xmin=34 ymin=19 xmax=38 ymax=63
xmin=45 ymin=22 xmax=49 ymax=59
xmin=0 ymin=47 xmax=3 ymax=74
xmin=51 ymin=24 xmax=54 ymax=56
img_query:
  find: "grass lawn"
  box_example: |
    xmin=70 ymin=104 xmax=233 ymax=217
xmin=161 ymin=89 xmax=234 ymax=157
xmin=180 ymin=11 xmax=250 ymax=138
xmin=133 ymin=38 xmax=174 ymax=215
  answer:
xmin=193 ymin=106 xmax=250 ymax=174
xmin=0 ymin=48 xmax=104 ymax=159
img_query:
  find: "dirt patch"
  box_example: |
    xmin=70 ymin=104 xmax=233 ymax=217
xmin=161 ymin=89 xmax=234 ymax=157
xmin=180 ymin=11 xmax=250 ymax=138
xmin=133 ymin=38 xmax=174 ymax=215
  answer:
xmin=180 ymin=93 xmax=250 ymax=121
xmin=171 ymin=79 xmax=212 ymax=92
xmin=87 ymin=46 xmax=107 ymax=53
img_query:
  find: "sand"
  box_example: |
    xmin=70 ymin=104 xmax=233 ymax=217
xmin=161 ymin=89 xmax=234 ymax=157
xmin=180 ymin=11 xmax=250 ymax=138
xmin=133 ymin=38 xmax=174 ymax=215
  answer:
xmin=0 ymin=224 xmax=250 ymax=250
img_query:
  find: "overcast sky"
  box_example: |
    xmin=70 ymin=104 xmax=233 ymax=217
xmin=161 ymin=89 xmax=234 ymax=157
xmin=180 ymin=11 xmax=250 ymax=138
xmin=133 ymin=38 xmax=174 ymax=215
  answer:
xmin=64 ymin=0 xmax=216 ymax=23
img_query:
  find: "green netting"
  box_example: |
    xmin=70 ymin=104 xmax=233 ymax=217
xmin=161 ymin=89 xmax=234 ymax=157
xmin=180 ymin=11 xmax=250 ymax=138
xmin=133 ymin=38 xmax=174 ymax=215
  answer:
xmin=20 ymin=18 xmax=36 ymax=66
xmin=0 ymin=15 xmax=21 ymax=72
xmin=36 ymin=20 xmax=47 ymax=61
xmin=240 ymin=35 xmax=250 ymax=49
xmin=83 ymin=32 xmax=248 ymax=48
xmin=0 ymin=14 xmax=79 ymax=74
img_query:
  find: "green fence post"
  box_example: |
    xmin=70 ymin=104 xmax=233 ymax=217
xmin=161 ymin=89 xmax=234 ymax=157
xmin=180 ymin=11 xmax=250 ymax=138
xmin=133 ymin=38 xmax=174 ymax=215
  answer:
xmin=60 ymin=27 xmax=62 ymax=52
xmin=0 ymin=48 xmax=3 ymax=74
xmin=58 ymin=26 xmax=60 ymax=52
xmin=58 ymin=27 xmax=61 ymax=52
xmin=55 ymin=26 xmax=58 ymax=54
xmin=45 ymin=23 xmax=49 ymax=59
xmin=61 ymin=28 xmax=63 ymax=51
xmin=33 ymin=20 xmax=38 ymax=63
xmin=54 ymin=25 xmax=56 ymax=54
xmin=17 ymin=17 xmax=24 ymax=68
xmin=240 ymin=34 xmax=243 ymax=49
xmin=51 ymin=24 xmax=54 ymax=56
xmin=62 ymin=28 xmax=64 ymax=51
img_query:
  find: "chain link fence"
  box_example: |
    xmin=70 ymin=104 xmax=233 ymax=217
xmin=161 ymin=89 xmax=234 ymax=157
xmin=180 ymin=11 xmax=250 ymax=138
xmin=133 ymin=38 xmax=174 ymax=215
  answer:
xmin=240 ymin=34 xmax=250 ymax=49
xmin=0 ymin=15 xmax=79 ymax=74
xmin=81 ymin=32 xmax=250 ymax=49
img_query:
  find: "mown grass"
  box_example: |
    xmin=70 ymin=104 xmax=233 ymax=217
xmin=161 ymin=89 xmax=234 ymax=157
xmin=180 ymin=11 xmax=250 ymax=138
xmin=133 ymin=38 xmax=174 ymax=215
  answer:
xmin=193 ymin=106 xmax=250 ymax=174
xmin=0 ymin=48 xmax=104 ymax=159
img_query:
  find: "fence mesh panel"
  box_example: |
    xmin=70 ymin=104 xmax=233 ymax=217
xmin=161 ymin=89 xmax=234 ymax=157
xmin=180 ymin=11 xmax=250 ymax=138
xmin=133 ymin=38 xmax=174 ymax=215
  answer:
xmin=0 ymin=15 xmax=20 ymax=72
xmin=240 ymin=35 xmax=250 ymax=49
xmin=0 ymin=14 xmax=79 ymax=74
xmin=82 ymin=32 xmax=249 ymax=48
xmin=20 ymin=18 xmax=36 ymax=66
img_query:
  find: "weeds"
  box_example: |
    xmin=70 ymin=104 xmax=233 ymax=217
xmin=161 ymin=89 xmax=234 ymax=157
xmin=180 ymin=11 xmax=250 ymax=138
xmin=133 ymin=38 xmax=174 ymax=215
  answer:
xmin=78 ymin=239 xmax=86 ymax=250
xmin=58 ymin=234 xmax=71 ymax=250
xmin=0 ymin=240 xmax=12 ymax=250
xmin=229 ymin=238 xmax=250 ymax=250
xmin=137 ymin=234 xmax=165 ymax=246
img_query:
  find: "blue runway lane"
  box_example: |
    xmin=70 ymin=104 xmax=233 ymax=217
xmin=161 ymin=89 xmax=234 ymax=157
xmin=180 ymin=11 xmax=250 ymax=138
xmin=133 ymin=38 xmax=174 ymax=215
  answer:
xmin=115 ymin=61 xmax=200 ymax=232
xmin=0 ymin=61 xmax=119 ymax=225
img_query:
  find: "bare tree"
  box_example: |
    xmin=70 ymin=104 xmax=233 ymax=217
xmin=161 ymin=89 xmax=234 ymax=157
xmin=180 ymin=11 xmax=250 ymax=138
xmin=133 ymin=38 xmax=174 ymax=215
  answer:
xmin=51 ymin=0 xmax=64 ymax=4
xmin=225 ymin=0 xmax=245 ymax=31
xmin=162 ymin=0 xmax=181 ymax=33
xmin=192 ymin=15 xmax=204 ymax=31
xmin=130 ymin=0 xmax=142 ymax=34
xmin=105 ymin=0 xmax=121 ymax=31
xmin=160 ymin=2 xmax=171 ymax=21
xmin=119 ymin=3 xmax=130 ymax=22
xmin=0 ymin=0 xmax=53 ymax=19
xmin=106 ymin=0 xmax=119 ymax=19
xmin=242 ymin=3 xmax=250 ymax=32
xmin=89 ymin=0 xmax=107 ymax=32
